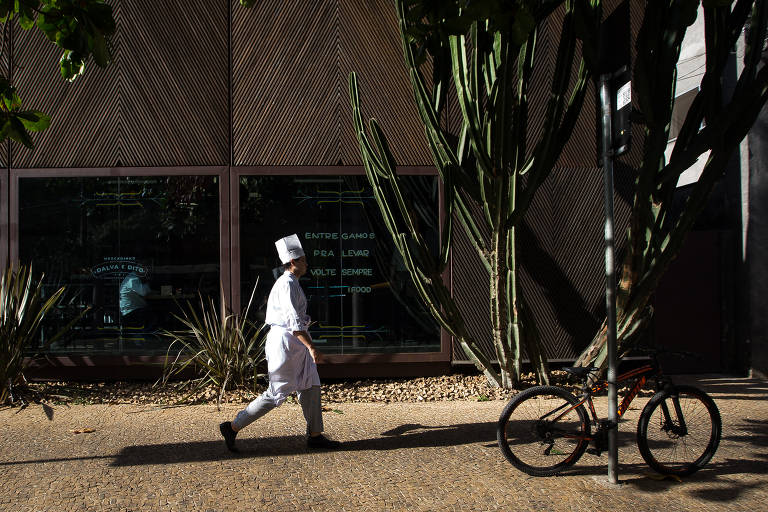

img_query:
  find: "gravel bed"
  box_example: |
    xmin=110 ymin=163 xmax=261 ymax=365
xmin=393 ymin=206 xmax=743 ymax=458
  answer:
xmin=10 ymin=371 xmax=582 ymax=407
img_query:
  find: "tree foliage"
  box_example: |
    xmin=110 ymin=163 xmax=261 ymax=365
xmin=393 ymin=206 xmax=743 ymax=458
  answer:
xmin=0 ymin=0 xmax=115 ymax=148
xmin=0 ymin=77 xmax=49 ymax=148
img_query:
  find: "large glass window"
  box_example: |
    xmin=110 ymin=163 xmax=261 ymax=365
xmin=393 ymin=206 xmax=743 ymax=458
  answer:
xmin=18 ymin=175 xmax=220 ymax=354
xmin=239 ymin=174 xmax=440 ymax=354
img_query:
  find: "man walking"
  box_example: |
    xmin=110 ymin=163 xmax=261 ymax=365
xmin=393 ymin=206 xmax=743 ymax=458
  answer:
xmin=219 ymin=234 xmax=341 ymax=452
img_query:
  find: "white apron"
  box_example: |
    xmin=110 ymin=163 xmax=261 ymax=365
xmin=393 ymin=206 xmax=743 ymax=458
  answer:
xmin=260 ymin=270 xmax=320 ymax=406
xmin=261 ymin=325 xmax=321 ymax=406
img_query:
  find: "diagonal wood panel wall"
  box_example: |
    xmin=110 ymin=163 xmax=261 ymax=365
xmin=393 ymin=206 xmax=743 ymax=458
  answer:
xmin=9 ymin=0 xmax=435 ymax=168
xmin=117 ymin=1 xmax=229 ymax=166
xmin=12 ymin=0 xmax=229 ymax=168
xmin=232 ymin=0 xmax=340 ymax=166
xmin=12 ymin=19 xmax=118 ymax=167
xmin=338 ymin=0 xmax=432 ymax=166
xmin=4 ymin=0 xmax=646 ymax=365
xmin=232 ymin=0 xmax=431 ymax=166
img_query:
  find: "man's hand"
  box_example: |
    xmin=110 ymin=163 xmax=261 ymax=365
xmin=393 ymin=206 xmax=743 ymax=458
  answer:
xmin=295 ymin=330 xmax=326 ymax=364
xmin=309 ymin=346 xmax=325 ymax=364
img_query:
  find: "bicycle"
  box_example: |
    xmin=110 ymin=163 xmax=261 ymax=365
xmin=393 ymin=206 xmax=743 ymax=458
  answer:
xmin=496 ymin=350 xmax=722 ymax=477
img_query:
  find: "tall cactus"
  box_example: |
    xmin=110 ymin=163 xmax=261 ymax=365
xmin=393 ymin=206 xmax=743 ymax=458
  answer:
xmin=350 ymin=0 xmax=601 ymax=387
xmin=576 ymin=0 xmax=768 ymax=369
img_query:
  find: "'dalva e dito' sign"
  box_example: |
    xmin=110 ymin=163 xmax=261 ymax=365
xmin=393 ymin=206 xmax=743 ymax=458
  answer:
xmin=91 ymin=257 xmax=150 ymax=280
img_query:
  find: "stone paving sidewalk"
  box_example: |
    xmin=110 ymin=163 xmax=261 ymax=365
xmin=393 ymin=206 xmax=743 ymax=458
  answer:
xmin=1 ymin=375 xmax=766 ymax=512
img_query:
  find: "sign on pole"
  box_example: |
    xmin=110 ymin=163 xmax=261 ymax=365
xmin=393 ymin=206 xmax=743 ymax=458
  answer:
xmin=597 ymin=0 xmax=631 ymax=485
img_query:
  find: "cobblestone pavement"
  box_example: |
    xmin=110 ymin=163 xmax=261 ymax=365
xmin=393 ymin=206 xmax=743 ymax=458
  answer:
xmin=1 ymin=375 xmax=766 ymax=512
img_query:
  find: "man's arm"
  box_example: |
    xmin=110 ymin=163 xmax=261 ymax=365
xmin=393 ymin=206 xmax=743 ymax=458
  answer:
xmin=293 ymin=330 xmax=324 ymax=363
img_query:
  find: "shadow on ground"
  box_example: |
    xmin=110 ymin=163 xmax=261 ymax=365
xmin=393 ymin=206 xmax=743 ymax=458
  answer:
xmin=0 ymin=421 xmax=498 ymax=468
xmin=2 ymin=413 xmax=766 ymax=506
xmin=0 ymin=421 xmax=690 ymax=468
xmin=111 ymin=421 xmax=498 ymax=465
xmin=111 ymin=419 xmax=647 ymax=466
xmin=675 ymin=377 xmax=768 ymax=401
xmin=616 ymin=453 xmax=768 ymax=502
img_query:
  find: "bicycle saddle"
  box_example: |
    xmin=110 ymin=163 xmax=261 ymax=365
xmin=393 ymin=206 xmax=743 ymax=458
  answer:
xmin=562 ymin=366 xmax=599 ymax=378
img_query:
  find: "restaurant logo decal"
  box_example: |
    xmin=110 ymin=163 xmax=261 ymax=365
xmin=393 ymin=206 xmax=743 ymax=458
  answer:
xmin=91 ymin=257 xmax=149 ymax=280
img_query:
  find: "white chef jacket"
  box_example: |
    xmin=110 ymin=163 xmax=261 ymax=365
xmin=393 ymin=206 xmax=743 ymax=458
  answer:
xmin=261 ymin=270 xmax=321 ymax=406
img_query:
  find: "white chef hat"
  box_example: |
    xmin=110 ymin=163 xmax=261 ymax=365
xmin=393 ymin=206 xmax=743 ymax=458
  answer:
xmin=275 ymin=234 xmax=305 ymax=264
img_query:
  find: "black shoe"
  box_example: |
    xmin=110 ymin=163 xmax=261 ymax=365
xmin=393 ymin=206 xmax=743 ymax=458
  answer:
xmin=307 ymin=434 xmax=342 ymax=450
xmin=219 ymin=421 xmax=238 ymax=452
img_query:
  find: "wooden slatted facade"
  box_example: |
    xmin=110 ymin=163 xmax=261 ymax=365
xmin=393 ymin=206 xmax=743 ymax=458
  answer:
xmin=3 ymin=0 xmax=700 ymax=376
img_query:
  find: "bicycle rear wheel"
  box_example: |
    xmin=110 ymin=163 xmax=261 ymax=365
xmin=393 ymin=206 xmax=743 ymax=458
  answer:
xmin=497 ymin=386 xmax=590 ymax=476
xmin=637 ymin=385 xmax=721 ymax=476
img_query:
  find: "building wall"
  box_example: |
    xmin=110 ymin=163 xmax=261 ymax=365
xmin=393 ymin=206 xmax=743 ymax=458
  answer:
xmin=2 ymin=0 xmax=748 ymax=376
xmin=748 ymin=88 xmax=768 ymax=378
xmin=12 ymin=1 xmax=230 ymax=168
xmin=1 ymin=0 xmax=636 ymax=372
xmin=12 ymin=0 xmax=430 ymax=168
xmin=4 ymin=0 xmax=447 ymax=379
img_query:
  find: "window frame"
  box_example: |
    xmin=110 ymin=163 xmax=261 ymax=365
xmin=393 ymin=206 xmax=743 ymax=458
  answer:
xmin=10 ymin=165 xmax=231 ymax=333
xmin=231 ymin=165 xmax=450 ymax=365
xmin=1 ymin=169 xmax=8 ymax=272
xmin=8 ymin=164 xmax=450 ymax=367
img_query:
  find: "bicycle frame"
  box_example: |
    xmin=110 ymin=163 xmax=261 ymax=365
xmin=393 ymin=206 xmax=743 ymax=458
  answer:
xmin=581 ymin=364 xmax=661 ymax=424
xmin=544 ymin=362 xmax=672 ymax=444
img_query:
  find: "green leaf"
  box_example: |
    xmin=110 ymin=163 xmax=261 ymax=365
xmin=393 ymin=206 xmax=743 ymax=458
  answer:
xmin=240 ymin=0 xmax=258 ymax=7
xmin=1 ymin=84 xmax=22 ymax=111
xmin=18 ymin=12 xmax=34 ymax=30
xmin=17 ymin=110 xmax=51 ymax=132
xmin=89 ymin=3 xmax=116 ymax=34
xmin=58 ymin=31 xmax=81 ymax=53
xmin=10 ymin=91 xmax=21 ymax=109
xmin=19 ymin=0 xmax=40 ymax=10
xmin=7 ymin=116 xmax=34 ymax=148
xmin=90 ymin=31 xmax=111 ymax=67
xmin=0 ymin=118 xmax=12 ymax=139
xmin=17 ymin=0 xmax=38 ymax=29
xmin=60 ymin=51 xmax=85 ymax=81
xmin=0 ymin=0 xmax=13 ymax=21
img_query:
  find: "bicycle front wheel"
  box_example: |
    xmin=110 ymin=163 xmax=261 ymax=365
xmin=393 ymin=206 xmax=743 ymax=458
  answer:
xmin=637 ymin=385 xmax=721 ymax=476
xmin=497 ymin=386 xmax=590 ymax=477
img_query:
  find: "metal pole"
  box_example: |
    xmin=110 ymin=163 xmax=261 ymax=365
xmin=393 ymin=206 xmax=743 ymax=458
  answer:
xmin=599 ymin=73 xmax=619 ymax=485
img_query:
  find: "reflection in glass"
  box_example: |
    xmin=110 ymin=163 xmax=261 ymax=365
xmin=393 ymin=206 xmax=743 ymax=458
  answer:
xmin=239 ymin=175 xmax=440 ymax=354
xmin=19 ymin=175 xmax=220 ymax=354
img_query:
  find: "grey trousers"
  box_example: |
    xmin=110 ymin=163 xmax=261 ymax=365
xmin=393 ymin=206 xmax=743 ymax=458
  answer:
xmin=232 ymin=385 xmax=323 ymax=434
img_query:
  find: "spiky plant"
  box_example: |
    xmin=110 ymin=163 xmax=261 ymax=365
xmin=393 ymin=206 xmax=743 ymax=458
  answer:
xmin=1 ymin=264 xmax=77 ymax=404
xmin=159 ymin=283 xmax=267 ymax=409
